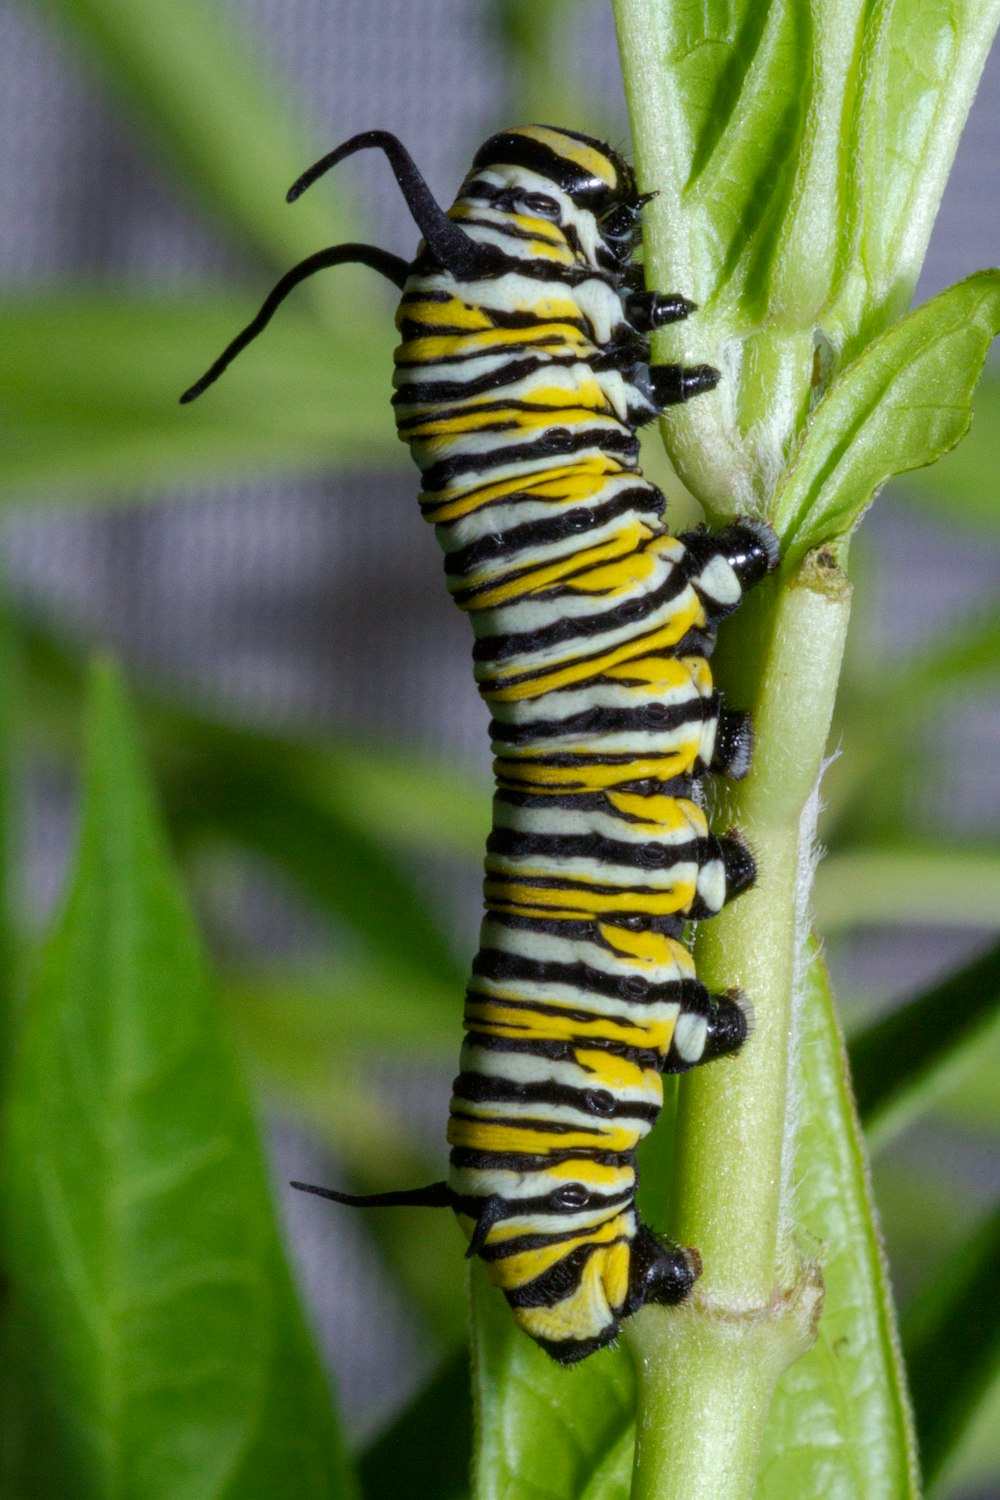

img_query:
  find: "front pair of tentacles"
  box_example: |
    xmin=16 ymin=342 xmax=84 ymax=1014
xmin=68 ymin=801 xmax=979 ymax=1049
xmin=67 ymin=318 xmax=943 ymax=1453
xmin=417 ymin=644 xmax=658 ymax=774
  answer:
xmin=183 ymin=124 xmax=779 ymax=1364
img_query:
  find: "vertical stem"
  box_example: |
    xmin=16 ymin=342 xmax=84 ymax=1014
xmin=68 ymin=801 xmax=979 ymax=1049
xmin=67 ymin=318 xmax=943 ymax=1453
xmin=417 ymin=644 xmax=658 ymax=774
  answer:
xmin=627 ymin=555 xmax=851 ymax=1500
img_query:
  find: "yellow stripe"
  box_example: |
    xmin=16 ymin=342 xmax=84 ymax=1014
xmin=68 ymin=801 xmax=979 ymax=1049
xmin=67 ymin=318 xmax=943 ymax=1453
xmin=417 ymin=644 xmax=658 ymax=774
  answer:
xmin=480 ymin=601 xmax=706 ymax=700
xmin=464 ymin=999 xmax=675 ymax=1052
xmin=463 ymin=523 xmax=647 ymax=608
xmin=446 ymin=1117 xmax=638 ymax=1154
xmin=493 ymin=749 xmax=702 ymax=788
xmin=597 ymin=923 xmax=693 ymax=969
xmin=508 ymin=126 xmax=619 ymax=190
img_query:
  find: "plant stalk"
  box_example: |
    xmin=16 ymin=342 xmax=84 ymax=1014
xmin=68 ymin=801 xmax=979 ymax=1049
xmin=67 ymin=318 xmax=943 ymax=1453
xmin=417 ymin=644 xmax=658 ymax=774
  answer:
xmin=628 ymin=553 xmax=852 ymax=1500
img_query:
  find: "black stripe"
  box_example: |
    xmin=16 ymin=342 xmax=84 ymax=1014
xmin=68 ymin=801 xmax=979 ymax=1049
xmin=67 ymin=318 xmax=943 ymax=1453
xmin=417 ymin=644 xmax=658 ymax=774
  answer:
xmin=394 ymin=353 xmax=580 ymax=404
xmin=441 ymin=487 xmax=663 ymax=575
xmin=452 ymin=1071 xmax=660 ymax=1123
xmin=472 ymin=948 xmax=706 ymax=1009
xmin=452 ymin=1184 xmax=634 ymax=1220
xmin=486 ymin=827 xmax=710 ymax=871
xmin=450 ymin=1145 xmax=632 ymax=1172
xmin=484 ymin=624 xmax=715 ymax=691
xmin=472 ymin=132 xmax=617 ymax=205
xmin=463 ymin=987 xmax=669 ymax=1033
xmin=472 ymin=568 xmax=687 ymax=665
xmin=489 ymin=696 xmax=714 ymax=745
xmin=491 ymin=786 xmax=695 ymax=817
xmin=463 ymin=1028 xmax=664 ymax=1069
xmin=418 ymin=425 xmax=638 ymax=494
xmin=483 ymin=1223 xmax=628 ymax=1265
xmin=410 ymin=242 xmax=614 ymax=285
xmin=504 ymin=1245 xmax=622 ymax=1309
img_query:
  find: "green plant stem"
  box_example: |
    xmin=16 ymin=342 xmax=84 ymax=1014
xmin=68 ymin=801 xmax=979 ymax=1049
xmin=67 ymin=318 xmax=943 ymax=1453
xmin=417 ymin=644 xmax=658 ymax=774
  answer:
xmin=628 ymin=553 xmax=852 ymax=1500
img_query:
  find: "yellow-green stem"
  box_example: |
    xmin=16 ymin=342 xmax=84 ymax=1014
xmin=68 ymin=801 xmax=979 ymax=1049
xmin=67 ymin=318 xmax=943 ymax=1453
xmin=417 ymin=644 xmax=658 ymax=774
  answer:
xmin=627 ymin=554 xmax=851 ymax=1500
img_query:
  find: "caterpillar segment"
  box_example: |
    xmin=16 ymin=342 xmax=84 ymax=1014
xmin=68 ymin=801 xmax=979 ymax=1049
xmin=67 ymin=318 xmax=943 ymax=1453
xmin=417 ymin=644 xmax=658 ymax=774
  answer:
xmin=181 ymin=123 xmax=779 ymax=1363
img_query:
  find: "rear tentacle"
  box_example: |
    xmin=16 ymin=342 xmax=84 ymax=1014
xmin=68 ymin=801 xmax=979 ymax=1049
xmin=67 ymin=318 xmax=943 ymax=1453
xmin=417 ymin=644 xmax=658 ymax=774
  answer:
xmin=290 ymin=1180 xmax=452 ymax=1210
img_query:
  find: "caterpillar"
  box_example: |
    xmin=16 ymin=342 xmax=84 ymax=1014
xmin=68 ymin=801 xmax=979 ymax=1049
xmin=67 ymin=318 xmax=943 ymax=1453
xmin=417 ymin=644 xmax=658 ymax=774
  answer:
xmin=183 ymin=125 xmax=778 ymax=1364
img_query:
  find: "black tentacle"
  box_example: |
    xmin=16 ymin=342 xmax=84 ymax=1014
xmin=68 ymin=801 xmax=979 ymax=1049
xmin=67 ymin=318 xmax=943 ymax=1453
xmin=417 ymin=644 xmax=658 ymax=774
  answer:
xmin=290 ymin=1180 xmax=452 ymax=1209
xmin=286 ymin=129 xmax=493 ymax=279
xmin=179 ymin=242 xmax=409 ymax=404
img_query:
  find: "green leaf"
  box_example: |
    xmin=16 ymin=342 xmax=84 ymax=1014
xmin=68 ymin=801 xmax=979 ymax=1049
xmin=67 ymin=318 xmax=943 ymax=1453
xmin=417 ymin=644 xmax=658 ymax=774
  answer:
xmin=471 ymin=1265 xmax=634 ymax=1500
xmin=903 ymin=1201 xmax=1000 ymax=1493
xmin=755 ymin=946 xmax=919 ymax=1499
xmin=813 ymin=847 xmax=1000 ymax=931
xmin=0 ymin=294 xmax=399 ymax=502
xmin=612 ymin=0 xmax=1000 ymax=511
xmin=0 ymin=660 xmax=354 ymax=1499
xmin=892 ymin=372 xmax=1000 ymax=531
xmin=166 ymin=750 xmax=464 ymax=996
xmin=848 ymin=938 xmax=1000 ymax=1148
xmin=32 ymin=0 xmax=359 ymax=282
xmin=358 ymin=1349 xmax=472 ymax=1500
xmin=772 ymin=271 xmax=1000 ymax=568
xmin=222 ymin=962 xmax=456 ymax=1065
xmin=836 ymin=0 xmax=1000 ymax=341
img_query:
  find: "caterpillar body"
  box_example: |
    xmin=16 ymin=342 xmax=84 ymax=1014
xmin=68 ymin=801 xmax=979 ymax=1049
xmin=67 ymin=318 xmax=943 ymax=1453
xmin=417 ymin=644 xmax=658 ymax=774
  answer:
xmin=183 ymin=125 xmax=778 ymax=1364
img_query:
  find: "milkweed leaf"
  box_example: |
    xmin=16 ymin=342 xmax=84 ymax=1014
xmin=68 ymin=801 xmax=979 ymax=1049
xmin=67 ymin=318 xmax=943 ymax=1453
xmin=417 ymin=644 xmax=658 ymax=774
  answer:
xmin=613 ymin=0 xmax=1000 ymax=514
xmin=903 ymin=1201 xmax=1000 ymax=1493
xmin=892 ymin=373 xmax=1000 ymax=531
xmin=0 ymin=660 xmax=354 ymax=1499
xmin=471 ymin=1262 xmax=635 ymax=1500
xmin=754 ymin=945 xmax=919 ymax=1498
xmin=773 ymin=272 xmax=1000 ymax=568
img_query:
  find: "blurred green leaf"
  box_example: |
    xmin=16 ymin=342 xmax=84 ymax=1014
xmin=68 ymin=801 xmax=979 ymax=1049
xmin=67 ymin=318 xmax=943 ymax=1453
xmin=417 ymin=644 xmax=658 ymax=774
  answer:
xmin=20 ymin=606 xmax=486 ymax=858
xmin=0 ymin=660 xmax=354 ymax=1499
xmin=814 ymin=847 xmax=1000 ymax=931
xmin=0 ymin=596 xmax=18 ymax=1089
xmin=920 ymin=1021 xmax=1000 ymax=1134
xmin=493 ymin=0 xmax=602 ymax=130
xmin=848 ymin=939 xmax=1000 ymax=1148
xmin=756 ymin=946 xmax=919 ymax=1498
xmin=165 ymin=749 xmax=464 ymax=995
xmin=471 ymin=1263 xmax=635 ymax=1500
xmin=903 ymin=1201 xmax=1000 ymax=1494
xmin=824 ymin=601 xmax=1000 ymax=844
xmin=223 ymin=962 xmax=456 ymax=1063
xmin=0 ymin=294 xmax=399 ymax=502
xmin=359 ymin=1348 xmax=472 ymax=1500
xmin=32 ymin=0 xmax=360 ymax=284
xmin=930 ymin=1374 xmax=1000 ymax=1500
xmin=15 ymin=612 xmax=469 ymax=993
xmin=773 ymin=272 xmax=1000 ymax=568
xmin=868 ymin=1161 xmax=983 ymax=1308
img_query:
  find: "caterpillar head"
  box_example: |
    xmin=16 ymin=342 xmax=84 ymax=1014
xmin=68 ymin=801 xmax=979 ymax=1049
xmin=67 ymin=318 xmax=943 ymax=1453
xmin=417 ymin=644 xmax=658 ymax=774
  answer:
xmin=468 ymin=125 xmax=644 ymax=273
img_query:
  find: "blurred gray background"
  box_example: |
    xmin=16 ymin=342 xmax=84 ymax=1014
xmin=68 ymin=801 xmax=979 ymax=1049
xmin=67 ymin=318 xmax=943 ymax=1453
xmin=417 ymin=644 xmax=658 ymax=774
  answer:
xmin=1 ymin=0 xmax=998 ymax=1460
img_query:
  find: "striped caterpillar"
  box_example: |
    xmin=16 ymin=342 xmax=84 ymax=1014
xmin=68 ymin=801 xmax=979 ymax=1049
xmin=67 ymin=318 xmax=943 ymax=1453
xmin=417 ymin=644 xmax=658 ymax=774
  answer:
xmin=183 ymin=125 xmax=778 ymax=1364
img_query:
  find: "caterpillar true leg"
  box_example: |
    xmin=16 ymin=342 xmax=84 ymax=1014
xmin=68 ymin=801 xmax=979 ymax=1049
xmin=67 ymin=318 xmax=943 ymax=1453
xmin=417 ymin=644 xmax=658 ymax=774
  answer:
xmin=183 ymin=124 xmax=779 ymax=1364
